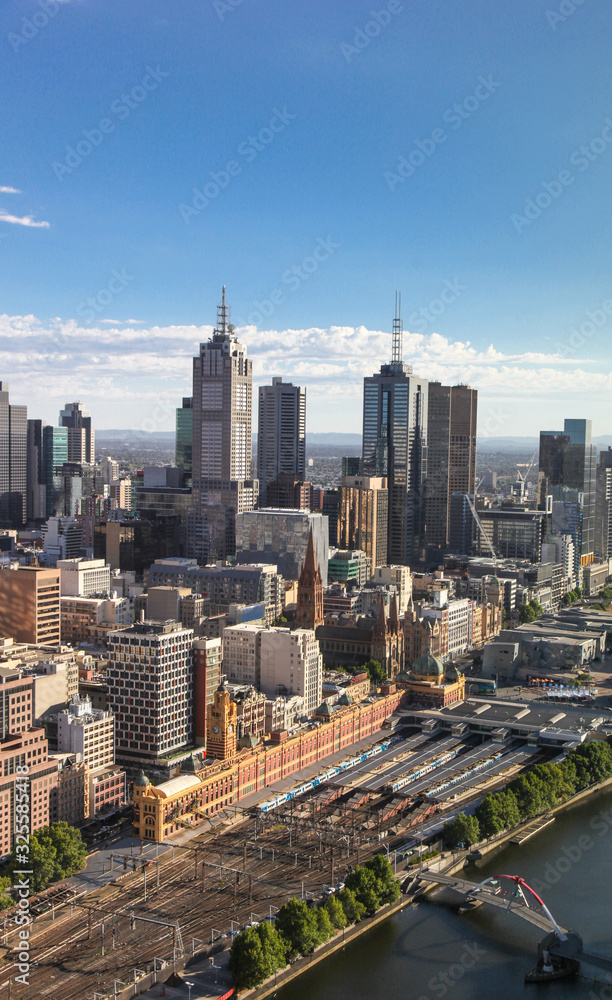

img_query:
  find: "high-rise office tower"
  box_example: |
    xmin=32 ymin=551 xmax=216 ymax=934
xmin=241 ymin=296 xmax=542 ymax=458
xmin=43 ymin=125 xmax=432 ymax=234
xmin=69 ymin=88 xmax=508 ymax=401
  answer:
xmin=338 ymin=475 xmax=388 ymax=569
xmin=539 ymin=418 xmax=597 ymax=572
xmin=59 ymin=401 xmax=95 ymax=465
xmin=595 ymin=447 xmax=612 ymax=560
xmin=361 ymin=297 xmax=428 ymax=565
xmin=27 ymin=418 xmax=46 ymax=522
xmin=43 ymin=425 xmax=68 ymax=517
xmin=257 ymin=377 xmax=306 ymax=506
xmin=425 ymin=382 xmax=477 ymax=557
xmin=187 ymin=288 xmax=258 ymax=562
xmin=0 ymin=381 xmax=27 ymax=528
xmin=175 ymin=396 xmax=193 ymax=474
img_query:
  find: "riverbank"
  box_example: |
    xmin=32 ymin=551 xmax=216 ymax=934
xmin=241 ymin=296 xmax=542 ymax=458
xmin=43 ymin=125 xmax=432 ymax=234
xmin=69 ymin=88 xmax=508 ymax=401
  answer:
xmin=233 ymin=772 xmax=612 ymax=998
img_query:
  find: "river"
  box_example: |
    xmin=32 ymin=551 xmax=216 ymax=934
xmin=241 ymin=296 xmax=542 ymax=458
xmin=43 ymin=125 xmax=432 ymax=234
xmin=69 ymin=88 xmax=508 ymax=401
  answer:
xmin=276 ymin=789 xmax=612 ymax=999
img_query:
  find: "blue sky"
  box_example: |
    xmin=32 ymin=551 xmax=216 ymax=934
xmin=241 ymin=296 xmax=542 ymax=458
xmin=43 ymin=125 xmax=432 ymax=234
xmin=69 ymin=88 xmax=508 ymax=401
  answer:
xmin=1 ymin=0 xmax=612 ymax=436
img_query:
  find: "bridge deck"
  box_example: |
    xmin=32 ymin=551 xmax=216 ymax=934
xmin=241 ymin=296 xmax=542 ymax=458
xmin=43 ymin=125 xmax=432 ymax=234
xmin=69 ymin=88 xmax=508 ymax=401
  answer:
xmin=414 ymin=870 xmax=567 ymax=935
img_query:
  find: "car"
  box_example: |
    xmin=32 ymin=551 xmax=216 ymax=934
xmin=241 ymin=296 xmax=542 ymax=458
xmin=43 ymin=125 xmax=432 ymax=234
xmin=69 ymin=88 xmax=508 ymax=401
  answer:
xmin=323 ymin=887 xmax=335 ymax=897
xmin=335 ymin=881 xmax=345 ymax=892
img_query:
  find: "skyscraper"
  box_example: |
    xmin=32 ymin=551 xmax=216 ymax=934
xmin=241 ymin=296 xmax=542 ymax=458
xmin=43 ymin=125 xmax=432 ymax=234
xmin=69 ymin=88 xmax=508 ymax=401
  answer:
xmin=175 ymin=396 xmax=193 ymax=475
xmin=59 ymin=402 xmax=95 ymax=465
xmin=42 ymin=425 xmax=68 ymax=518
xmin=27 ymin=418 xmax=46 ymax=522
xmin=361 ymin=298 xmax=428 ymax=565
xmin=187 ymin=288 xmax=258 ymax=561
xmin=539 ymin=418 xmax=597 ymax=573
xmin=0 ymin=381 xmax=27 ymax=528
xmin=425 ymin=382 xmax=477 ymax=558
xmin=257 ymin=377 xmax=306 ymax=506
xmin=595 ymin=447 xmax=612 ymax=560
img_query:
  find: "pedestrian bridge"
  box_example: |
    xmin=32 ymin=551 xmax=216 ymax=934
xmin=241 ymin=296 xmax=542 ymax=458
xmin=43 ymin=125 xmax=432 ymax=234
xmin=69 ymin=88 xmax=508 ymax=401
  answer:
xmin=412 ymin=871 xmax=568 ymax=937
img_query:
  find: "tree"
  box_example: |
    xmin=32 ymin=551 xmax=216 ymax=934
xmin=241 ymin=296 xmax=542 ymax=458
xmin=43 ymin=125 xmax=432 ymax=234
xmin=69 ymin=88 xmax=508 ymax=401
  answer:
xmin=256 ymin=922 xmax=287 ymax=977
xmin=228 ymin=926 xmax=269 ymax=990
xmin=518 ymin=603 xmax=536 ymax=623
xmin=275 ymin=898 xmax=319 ymax=957
xmin=48 ymin=822 xmax=87 ymax=880
xmin=345 ymin=865 xmax=381 ymax=914
xmin=363 ymin=659 xmax=386 ymax=685
xmin=324 ymin=894 xmax=347 ymax=929
xmin=0 ymin=877 xmax=13 ymax=911
xmin=365 ymin=854 xmax=400 ymax=904
xmin=315 ymin=905 xmax=334 ymax=943
xmin=337 ymin=887 xmax=365 ymax=924
xmin=443 ymin=812 xmax=481 ymax=846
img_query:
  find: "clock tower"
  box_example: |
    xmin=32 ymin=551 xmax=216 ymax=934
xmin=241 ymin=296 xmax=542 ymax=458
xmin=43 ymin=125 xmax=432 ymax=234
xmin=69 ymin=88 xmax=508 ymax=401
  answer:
xmin=206 ymin=683 xmax=237 ymax=760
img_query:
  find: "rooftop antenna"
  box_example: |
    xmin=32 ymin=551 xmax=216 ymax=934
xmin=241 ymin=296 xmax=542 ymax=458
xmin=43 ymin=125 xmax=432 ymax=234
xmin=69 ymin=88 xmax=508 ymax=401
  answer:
xmin=391 ymin=291 xmax=403 ymax=364
xmin=216 ymin=285 xmax=234 ymax=336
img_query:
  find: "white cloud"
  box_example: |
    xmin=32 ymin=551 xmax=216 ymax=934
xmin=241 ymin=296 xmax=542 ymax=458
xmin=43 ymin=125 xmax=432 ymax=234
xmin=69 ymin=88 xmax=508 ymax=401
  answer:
xmin=0 ymin=213 xmax=49 ymax=228
xmin=0 ymin=312 xmax=609 ymax=434
xmin=0 ymin=186 xmax=21 ymax=195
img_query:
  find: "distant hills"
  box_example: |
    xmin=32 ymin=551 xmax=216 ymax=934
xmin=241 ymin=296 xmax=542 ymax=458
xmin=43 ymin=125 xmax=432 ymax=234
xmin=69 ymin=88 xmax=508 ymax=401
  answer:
xmin=96 ymin=430 xmax=612 ymax=454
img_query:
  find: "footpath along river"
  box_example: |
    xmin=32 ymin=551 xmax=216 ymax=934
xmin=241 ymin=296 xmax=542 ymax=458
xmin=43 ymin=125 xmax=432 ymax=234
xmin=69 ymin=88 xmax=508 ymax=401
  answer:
xmin=275 ymin=788 xmax=612 ymax=1000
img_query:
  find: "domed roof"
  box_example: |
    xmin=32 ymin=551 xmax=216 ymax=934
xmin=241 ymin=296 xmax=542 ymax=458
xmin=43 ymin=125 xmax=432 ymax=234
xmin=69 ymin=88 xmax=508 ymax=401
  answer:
xmin=411 ymin=651 xmax=444 ymax=678
xmin=316 ymin=701 xmax=333 ymax=716
xmin=134 ymin=770 xmax=151 ymax=787
xmin=445 ymin=662 xmax=463 ymax=683
xmin=338 ymin=692 xmax=353 ymax=706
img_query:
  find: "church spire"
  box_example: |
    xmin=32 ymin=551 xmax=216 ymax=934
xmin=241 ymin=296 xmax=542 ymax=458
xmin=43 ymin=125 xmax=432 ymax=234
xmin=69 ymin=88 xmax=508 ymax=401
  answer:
xmin=296 ymin=526 xmax=324 ymax=630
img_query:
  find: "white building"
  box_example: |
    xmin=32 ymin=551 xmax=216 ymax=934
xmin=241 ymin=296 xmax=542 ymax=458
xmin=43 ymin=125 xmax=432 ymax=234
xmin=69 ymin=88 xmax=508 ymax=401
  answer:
xmin=421 ymin=590 xmax=475 ymax=659
xmin=107 ymin=621 xmax=194 ymax=766
xmin=58 ymin=557 xmax=111 ymax=597
xmin=259 ymin=627 xmax=322 ymax=715
xmin=223 ymin=622 xmax=262 ymax=686
xmin=371 ymin=565 xmax=412 ymax=614
xmin=542 ymin=534 xmax=576 ymax=590
xmin=56 ymin=694 xmax=115 ymax=770
xmin=42 ymin=517 xmax=83 ymax=564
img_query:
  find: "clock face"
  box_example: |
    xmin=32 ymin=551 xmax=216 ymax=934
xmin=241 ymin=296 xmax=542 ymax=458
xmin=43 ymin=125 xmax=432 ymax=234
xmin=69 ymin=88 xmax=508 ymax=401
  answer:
xmin=212 ymin=725 xmax=220 ymax=734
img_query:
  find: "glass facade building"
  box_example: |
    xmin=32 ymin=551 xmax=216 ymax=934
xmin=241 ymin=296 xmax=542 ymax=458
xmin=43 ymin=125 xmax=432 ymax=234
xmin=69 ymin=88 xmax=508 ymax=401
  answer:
xmin=257 ymin=378 xmax=306 ymax=506
xmin=175 ymin=396 xmax=193 ymax=474
xmin=0 ymin=382 xmax=27 ymax=528
xmin=539 ymin=418 xmax=597 ymax=571
xmin=362 ymin=361 xmax=428 ymax=566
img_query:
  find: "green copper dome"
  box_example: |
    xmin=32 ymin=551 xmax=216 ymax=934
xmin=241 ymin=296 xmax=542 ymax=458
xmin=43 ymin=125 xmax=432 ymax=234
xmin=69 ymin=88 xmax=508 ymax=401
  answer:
xmin=411 ymin=651 xmax=444 ymax=678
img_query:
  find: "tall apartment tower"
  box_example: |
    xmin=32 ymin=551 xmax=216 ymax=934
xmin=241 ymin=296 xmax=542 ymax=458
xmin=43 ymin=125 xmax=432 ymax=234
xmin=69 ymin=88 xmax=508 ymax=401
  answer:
xmin=425 ymin=383 xmax=477 ymax=557
xmin=361 ymin=298 xmax=428 ymax=565
xmin=595 ymin=447 xmax=612 ymax=559
xmin=338 ymin=475 xmax=388 ymax=569
xmin=187 ymin=288 xmax=258 ymax=562
xmin=107 ymin=620 xmax=194 ymax=766
xmin=0 ymin=381 xmax=27 ymax=528
xmin=539 ymin=418 xmax=597 ymax=571
xmin=257 ymin=378 xmax=306 ymax=506
xmin=59 ymin=402 xmax=95 ymax=465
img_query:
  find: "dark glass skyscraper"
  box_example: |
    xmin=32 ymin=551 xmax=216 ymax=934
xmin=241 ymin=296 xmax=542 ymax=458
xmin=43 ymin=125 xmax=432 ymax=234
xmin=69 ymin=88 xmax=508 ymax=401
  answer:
xmin=43 ymin=425 xmax=68 ymax=518
xmin=0 ymin=382 xmax=27 ymax=528
xmin=425 ymin=382 xmax=477 ymax=558
xmin=361 ymin=302 xmax=428 ymax=565
xmin=257 ymin=377 xmax=306 ymax=506
xmin=539 ymin=418 xmax=597 ymax=571
xmin=175 ymin=396 xmax=193 ymax=475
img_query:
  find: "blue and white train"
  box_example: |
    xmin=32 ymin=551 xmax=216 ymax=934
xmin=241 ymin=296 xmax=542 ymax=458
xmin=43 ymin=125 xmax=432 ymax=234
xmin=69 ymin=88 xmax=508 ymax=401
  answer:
xmin=257 ymin=735 xmax=403 ymax=813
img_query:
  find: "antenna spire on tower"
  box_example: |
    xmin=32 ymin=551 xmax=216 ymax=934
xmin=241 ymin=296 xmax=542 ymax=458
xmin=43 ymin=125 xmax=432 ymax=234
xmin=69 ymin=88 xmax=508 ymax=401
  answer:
xmin=216 ymin=285 xmax=234 ymax=336
xmin=391 ymin=290 xmax=403 ymax=364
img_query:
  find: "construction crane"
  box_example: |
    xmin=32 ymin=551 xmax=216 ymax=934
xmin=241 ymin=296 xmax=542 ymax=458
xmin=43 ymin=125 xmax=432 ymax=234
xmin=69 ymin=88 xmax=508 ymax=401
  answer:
xmin=464 ymin=494 xmax=498 ymax=566
xmin=515 ymin=451 xmax=537 ymax=497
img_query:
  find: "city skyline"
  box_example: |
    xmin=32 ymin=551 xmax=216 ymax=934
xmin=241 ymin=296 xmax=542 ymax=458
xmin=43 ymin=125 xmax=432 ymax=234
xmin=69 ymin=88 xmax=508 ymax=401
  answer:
xmin=1 ymin=302 xmax=611 ymax=439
